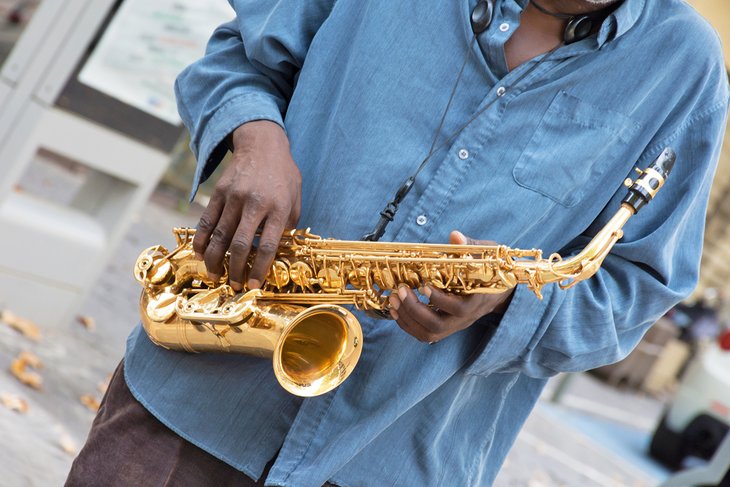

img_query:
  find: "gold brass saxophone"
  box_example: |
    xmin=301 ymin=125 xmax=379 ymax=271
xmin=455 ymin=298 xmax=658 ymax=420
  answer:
xmin=135 ymin=148 xmax=675 ymax=397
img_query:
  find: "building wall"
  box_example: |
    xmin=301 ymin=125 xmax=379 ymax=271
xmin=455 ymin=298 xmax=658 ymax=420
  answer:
xmin=698 ymin=122 xmax=730 ymax=296
xmin=686 ymin=0 xmax=730 ymax=298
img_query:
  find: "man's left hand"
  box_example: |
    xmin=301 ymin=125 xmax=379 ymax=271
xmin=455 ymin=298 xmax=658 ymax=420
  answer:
xmin=388 ymin=231 xmax=514 ymax=344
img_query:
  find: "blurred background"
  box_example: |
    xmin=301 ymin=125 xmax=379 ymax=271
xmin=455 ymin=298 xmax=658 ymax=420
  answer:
xmin=0 ymin=1 xmax=728 ymax=486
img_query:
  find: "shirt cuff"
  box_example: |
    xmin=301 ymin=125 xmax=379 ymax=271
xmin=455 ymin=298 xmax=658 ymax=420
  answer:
xmin=464 ymin=282 xmax=562 ymax=376
xmin=189 ymin=92 xmax=285 ymax=200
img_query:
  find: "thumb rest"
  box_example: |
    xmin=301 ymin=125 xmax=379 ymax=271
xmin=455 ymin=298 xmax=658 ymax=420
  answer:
xmin=135 ymin=148 xmax=676 ymax=397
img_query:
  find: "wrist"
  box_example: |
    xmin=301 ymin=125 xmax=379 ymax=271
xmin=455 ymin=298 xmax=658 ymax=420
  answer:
xmin=230 ymin=120 xmax=288 ymax=154
xmin=490 ymin=289 xmax=514 ymax=315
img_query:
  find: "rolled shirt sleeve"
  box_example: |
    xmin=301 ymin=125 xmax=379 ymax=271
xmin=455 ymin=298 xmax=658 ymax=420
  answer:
xmin=466 ymin=96 xmax=730 ymax=379
xmin=174 ymin=0 xmax=336 ymax=198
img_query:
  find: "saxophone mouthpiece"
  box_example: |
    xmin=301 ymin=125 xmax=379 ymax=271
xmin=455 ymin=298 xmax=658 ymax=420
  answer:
xmin=652 ymin=146 xmax=676 ymax=179
xmin=622 ymin=147 xmax=676 ymax=214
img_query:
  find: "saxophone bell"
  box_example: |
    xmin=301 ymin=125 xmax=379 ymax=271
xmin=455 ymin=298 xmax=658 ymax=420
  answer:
xmin=273 ymin=304 xmax=362 ymax=397
xmin=139 ymin=264 xmax=363 ymax=397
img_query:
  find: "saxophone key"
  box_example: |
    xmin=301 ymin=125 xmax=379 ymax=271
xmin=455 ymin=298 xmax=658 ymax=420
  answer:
xmin=289 ymin=262 xmax=315 ymax=291
xmin=347 ymin=267 xmax=371 ymax=289
xmin=267 ymin=260 xmax=291 ymax=290
xmin=372 ymin=267 xmax=395 ymax=290
xmin=318 ymin=267 xmax=345 ymax=292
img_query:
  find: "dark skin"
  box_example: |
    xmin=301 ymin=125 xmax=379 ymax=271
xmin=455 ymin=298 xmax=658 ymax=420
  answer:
xmin=505 ymin=0 xmax=620 ymax=70
xmin=194 ymin=120 xmax=301 ymax=291
xmin=193 ymin=0 xmax=621 ymax=343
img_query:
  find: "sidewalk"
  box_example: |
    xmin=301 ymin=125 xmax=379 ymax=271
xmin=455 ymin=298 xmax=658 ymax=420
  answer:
xmin=495 ymin=374 xmax=670 ymax=486
xmin=0 ymin=186 xmax=201 ymax=486
xmin=0 ymin=159 xmax=672 ymax=486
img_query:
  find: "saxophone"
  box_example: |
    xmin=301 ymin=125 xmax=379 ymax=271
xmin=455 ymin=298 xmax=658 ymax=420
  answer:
xmin=135 ymin=148 xmax=675 ymax=397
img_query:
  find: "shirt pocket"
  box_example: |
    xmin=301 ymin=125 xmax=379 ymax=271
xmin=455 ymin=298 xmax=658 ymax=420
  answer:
xmin=512 ymin=91 xmax=641 ymax=207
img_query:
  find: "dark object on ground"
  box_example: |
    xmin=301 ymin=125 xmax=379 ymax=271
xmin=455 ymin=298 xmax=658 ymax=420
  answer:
xmin=650 ymin=412 xmax=729 ymax=471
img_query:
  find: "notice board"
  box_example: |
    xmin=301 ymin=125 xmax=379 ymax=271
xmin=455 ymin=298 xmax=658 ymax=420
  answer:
xmin=56 ymin=0 xmax=233 ymax=152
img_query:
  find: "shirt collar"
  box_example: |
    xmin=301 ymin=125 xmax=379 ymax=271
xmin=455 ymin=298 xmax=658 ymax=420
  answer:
xmin=596 ymin=0 xmax=645 ymax=47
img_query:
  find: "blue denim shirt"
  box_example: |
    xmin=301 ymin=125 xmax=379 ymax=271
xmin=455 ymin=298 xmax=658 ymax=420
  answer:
xmin=124 ymin=0 xmax=729 ymax=485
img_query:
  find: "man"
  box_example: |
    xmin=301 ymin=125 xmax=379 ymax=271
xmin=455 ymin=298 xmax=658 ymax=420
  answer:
xmin=68 ymin=0 xmax=729 ymax=485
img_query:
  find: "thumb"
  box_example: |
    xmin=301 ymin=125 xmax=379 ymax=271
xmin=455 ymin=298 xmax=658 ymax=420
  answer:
xmin=450 ymin=230 xmax=470 ymax=245
xmin=450 ymin=230 xmax=496 ymax=246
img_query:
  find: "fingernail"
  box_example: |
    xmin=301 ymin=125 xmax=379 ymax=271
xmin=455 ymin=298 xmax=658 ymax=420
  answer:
xmin=454 ymin=231 xmax=467 ymax=243
xmin=194 ymin=252 xmax=204 ymax=261
xmin=388 ymin=294 xmax=400 ymax=310
xmin=247 ymin=279 xmax=261 ymax=290
xmin=230 ymin=281 xmax=242 ymax=292
xmin=390 ymin=309 xmax=399 ymax=320
xmin=208 ymin=273 xmax=220 ymax=282
xmin=397 ymin=285 xmax=408 ymax=301
xmin=423 ymin=286 xmax=432 ymax=298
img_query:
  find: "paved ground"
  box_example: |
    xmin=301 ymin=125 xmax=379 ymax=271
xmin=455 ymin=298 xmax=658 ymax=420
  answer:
xmin=496 ymin=376 xmax=670 ymax=486
xmin=0 ymin=156 xmax=675 ymax=486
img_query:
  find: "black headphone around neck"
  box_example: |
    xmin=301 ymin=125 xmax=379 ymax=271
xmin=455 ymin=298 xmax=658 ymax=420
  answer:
xmin=471 ymin=0 xmax=609 ymax=44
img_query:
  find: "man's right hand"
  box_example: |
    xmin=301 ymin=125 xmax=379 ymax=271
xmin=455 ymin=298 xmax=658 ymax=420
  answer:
xmin=193 ymin=120 xmax=302 ymax=292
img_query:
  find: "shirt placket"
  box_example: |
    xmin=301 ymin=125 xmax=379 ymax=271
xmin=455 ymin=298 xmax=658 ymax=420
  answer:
xmin=394 ymin=48 xmax=577 ymax=244
xmin=267 ymin=3 xmax=600 ymax=483
xmin=477 ymin=0 xmax=524 ymax=79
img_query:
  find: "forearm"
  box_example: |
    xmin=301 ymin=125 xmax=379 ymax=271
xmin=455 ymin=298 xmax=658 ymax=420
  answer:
xmin=174 ymin=1 xmax=336 ymax=197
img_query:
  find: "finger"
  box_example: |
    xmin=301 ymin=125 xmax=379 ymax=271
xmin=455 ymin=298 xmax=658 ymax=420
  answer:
xmin=450 ymin=230 xmax=497 ymax=247
xmin=226 ymin=205 xmax=267 ymax=289
xmin=246 ymin=213 xmax=288 ymax=289
xmin=287 ymin=196 xmax=301 ymax=229
xmin=395 ymin=285 xmax=446 ymax=336
xmin=396 ymin=313 xmax=436 ymax=342
xmin=194 ymin=193 xmax=225 ymax=258
xmin=450 ymin=230 xmax=469 ymax=245
xmin=423 ymin=286 xmax=473 ymax=317
xmin=389 ymin=294 xmax=436 ymax=342
xmin=203 ymin=204 xmax=242 ymax=280
xmin=227 ymin=216 xmax=262 ymax=291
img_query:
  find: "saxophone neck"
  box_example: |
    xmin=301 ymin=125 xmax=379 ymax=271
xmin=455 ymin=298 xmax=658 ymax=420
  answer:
xmin=540 ymin=147 xmax=675 ymax=289
xmin=547 ymin=204 xmax=633 ymax=279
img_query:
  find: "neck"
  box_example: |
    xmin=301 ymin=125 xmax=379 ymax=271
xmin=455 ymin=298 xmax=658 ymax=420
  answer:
xmin=522 ymin=2 xmax=569 ymax=42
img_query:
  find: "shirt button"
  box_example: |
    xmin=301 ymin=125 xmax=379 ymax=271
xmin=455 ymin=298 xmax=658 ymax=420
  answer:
xmin=416 ymin=215 xmax=428 ymax=226
xmin=499 ymin=22 xmax=510 ymax=32
xmin=458 ymin=149 xmax=469 ymax=160
xmin=496 ymin=86 xmax=507 ymax=97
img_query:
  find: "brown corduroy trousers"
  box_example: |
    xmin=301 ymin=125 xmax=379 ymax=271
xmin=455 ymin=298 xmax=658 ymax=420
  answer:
xmin=65 ymin=362 xmax=274 ymax=487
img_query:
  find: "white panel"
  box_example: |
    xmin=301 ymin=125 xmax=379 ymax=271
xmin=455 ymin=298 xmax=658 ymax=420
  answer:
xmin=0 ymin=1 xmax=176 ymax=332
xmin=34 ymin=0 xmax=117 ymax=105
xmin=1 ymin=1 xmax=86 ymax=93
xmin=0 ymin=0 xmax=67 ymax=83
xmin=0 ymin=270 xmax=83 ymax=330
xmin=0 ymin=80 xmax=10 ymax=114
xmin=0 ymin=192 xmax=107 ymax=288
xmin=37 ymin=108 xmax=169 ymax=185
xmin=0 ymin=101 xmax=46 ymax=198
